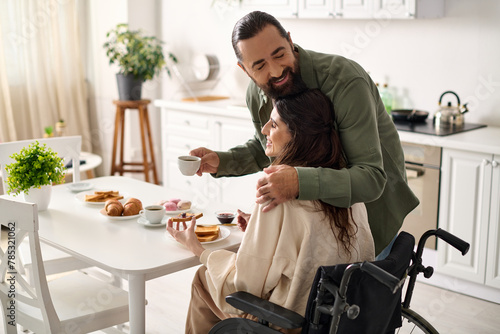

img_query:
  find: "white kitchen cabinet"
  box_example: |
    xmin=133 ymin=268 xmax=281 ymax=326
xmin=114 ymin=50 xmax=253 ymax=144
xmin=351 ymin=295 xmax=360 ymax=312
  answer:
xmin=298 ymin=0 xmax=335 ymax=19
xmin=214 ymin=116 xmax=264 ymax=209
xmin=486 ymin=156 xmax=500 ymax=289
xmin=333 ymin=0 xmax=373 ymax=19
xmin=158 ymin=100 xmax=262 ymax=211
xmin=376 ymin=0 xmax=444 ymax=19
xmin=242 ymin=0 xmax=443 ymax=19
xmin=437 ymin=148 xmax=500 ymax=289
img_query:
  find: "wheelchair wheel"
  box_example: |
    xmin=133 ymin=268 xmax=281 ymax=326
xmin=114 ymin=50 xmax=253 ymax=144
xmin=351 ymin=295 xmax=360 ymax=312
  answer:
xmin=397 ymin=308 xmax=438 ymax=334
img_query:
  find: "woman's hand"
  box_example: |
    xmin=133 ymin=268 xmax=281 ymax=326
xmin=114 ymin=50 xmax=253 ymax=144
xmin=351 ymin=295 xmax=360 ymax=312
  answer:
xmin=236 ymin=209 xmax=251 ymax=232
xmin=166 ymin=217 xmax=205 ymax=257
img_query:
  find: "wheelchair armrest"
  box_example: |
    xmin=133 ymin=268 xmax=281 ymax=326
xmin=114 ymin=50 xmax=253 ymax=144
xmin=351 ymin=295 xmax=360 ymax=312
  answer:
xmin=226 ymin=291 xmax=305 ymax=329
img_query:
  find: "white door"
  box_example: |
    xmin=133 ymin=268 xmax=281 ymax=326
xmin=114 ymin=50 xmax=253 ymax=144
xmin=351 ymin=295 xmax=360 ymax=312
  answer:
xmin=299 ymin=0 xmax=335 ymax=18
xmin=375 ymin=0 xmax=415 ymax=18
xmin=486 ymin=156 xmax=500 ymax=288
xmin=213 ymin=116 xmax=263 ymax=211
xmin=437 ymin=149 xmax=490 ymax=284
xmin=334 ymin=0 xmax=373 ymax=18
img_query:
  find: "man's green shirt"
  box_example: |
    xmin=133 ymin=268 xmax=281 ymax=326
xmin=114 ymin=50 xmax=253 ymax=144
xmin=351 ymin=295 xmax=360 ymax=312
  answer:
xmin=215 ymin=45 xmax=419 ymax=254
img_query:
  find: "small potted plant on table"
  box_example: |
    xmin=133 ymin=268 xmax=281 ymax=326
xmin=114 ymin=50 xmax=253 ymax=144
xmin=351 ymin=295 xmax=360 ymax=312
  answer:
xmin=5 ymin=141 xmax=66 ymax=211
xmin=103 ymin=23 xmax=177 ymax=100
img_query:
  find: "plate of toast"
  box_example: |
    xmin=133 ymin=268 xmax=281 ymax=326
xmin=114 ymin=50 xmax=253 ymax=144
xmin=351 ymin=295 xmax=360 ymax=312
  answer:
xmin=75 ymin=190 xmax=129 ymax=205
xmin=165 ymin=225 xmax=230 ymax=245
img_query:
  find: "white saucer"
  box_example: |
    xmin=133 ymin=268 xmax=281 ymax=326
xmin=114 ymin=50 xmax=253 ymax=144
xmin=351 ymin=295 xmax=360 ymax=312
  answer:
xmin=67 ymin=182 xmax=93 ymax=192
xmin=138 ymin=216 xmax=167 ymax=227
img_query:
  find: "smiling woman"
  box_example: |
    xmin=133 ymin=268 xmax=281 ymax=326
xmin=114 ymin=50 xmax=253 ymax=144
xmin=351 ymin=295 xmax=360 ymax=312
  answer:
xmin=0 ymin=0 xmax=91 ymax=146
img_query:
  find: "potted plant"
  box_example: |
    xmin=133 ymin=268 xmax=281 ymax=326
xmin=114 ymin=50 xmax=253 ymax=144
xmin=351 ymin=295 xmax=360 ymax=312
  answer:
xmin=5 ymin=141 xmax=66 ymax=211
xmin=103 ymin=23 xmax=178 ymax=100
xmin=44 ymin=125 xmax=54 ymax=138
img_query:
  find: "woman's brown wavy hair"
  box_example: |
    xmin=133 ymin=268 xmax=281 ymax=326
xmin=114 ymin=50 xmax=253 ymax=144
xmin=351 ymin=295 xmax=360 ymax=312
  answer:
xmin=273 ymin=89 xmax=357 ymax=255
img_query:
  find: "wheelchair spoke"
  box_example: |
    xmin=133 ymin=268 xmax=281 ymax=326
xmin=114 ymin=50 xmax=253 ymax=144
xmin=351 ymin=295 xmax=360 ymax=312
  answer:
xmin=397 ymin=308 xmax=438 ymax=334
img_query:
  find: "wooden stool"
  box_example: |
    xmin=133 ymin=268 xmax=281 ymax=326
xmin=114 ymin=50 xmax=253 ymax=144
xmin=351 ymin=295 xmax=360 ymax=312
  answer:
xmin=111 ymin=99 xmax=159 ymax=184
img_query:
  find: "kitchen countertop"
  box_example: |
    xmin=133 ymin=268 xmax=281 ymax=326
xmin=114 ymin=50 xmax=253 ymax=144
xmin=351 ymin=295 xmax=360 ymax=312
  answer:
xmin=398 ymin=125 xmax=500 ymax=155
xmin=155 ymin=99 xmax=500 ymax=156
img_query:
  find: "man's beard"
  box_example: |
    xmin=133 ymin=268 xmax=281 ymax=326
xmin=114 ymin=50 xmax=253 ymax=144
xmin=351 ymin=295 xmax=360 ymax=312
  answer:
xmin=254 ymin=57 xmax=307 ymax=100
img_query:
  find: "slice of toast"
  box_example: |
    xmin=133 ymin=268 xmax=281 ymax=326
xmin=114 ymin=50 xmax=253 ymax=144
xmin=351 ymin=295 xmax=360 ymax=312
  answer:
xmin=197 ymin=232 xmax=219 ymax=242
xmin=195 ymin=225 xmax=219 ymax=236
xmin=195 ymin=225 xmax=219 ymax=242
xmin=85 ymin=191 xmax=123 ymax=202
xmin=171 ymin=213 xmax=203 ymax=223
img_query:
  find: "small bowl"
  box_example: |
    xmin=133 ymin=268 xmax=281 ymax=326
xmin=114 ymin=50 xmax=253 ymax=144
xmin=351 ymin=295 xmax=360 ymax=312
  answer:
xmin=215 ymin=210 xmax=235 ymax=224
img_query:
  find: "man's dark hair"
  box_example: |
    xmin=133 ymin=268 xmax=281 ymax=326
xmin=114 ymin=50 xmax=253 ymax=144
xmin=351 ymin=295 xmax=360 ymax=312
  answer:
xmin=231 ymin=11 xmax=288 ymax=63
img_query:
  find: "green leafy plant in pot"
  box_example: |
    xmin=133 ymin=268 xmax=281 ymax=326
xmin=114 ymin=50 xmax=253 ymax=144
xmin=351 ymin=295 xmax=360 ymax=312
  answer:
xmin=5 ymin=141 xmax=66 ymax=211
xmin=103 ymin=23 xmax=178 ymax=100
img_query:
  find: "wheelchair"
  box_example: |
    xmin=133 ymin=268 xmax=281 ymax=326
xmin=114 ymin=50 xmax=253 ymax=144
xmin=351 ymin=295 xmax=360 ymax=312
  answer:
xmin=209 ymin=229 xmax=470 ymax=334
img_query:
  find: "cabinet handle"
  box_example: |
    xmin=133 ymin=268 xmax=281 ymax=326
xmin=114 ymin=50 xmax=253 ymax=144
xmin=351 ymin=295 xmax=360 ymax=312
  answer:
xmin=493 ymin=160 xmax=499 ymax=168
xmin=483 ymin=159 xmax=491 ymax=166
xmin=329 ymin=12 xmax=343 ymax=18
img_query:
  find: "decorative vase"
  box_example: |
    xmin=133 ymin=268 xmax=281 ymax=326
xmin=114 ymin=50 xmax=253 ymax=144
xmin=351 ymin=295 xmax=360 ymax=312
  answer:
xmin=55 ymin=121 xmax=66 ymax=136
xmin=116 ymin=73 xmax=144 ymax=101
xmin=23 ymin=184 xmax=52 ymax=211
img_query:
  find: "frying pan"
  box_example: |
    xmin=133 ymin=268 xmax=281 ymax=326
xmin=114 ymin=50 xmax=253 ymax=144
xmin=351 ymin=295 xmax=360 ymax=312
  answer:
xmin=391 ymin=109 xmax=429 ymax=123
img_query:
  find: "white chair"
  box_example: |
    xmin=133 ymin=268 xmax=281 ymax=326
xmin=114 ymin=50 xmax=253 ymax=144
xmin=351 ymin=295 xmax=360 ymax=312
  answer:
xmin=0 ymin=136 xmax=90 ymax=278
xmin=0 ymin=197 xmax=130 ymax=334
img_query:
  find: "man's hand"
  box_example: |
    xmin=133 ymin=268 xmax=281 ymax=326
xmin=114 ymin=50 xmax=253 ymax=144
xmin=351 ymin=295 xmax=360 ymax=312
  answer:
xmin=256 ymin=165 xmax=299 ymax=212
xmin=190 ymin=147 xmax=220 ymax=176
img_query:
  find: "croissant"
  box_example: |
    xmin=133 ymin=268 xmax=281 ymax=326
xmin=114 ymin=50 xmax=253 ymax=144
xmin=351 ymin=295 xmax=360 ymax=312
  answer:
xmin=123 ymin=198 xmax=142 ymax=216
xmin=105 ymin=199 xmax=124 ymax=216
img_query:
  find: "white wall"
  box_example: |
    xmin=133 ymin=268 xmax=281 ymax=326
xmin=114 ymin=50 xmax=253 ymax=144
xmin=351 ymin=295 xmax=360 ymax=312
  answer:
xmin=159 ymin=0 xmax=500 ymax=126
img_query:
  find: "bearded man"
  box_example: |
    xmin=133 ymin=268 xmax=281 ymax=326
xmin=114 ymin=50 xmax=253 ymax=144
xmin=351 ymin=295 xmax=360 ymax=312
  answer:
xmin=190 ymin=11 xmax=418 ymax=258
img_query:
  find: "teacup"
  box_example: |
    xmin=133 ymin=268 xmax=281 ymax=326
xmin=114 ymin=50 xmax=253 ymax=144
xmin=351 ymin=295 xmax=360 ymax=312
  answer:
xmin=139 ymin=205 xmax=166 ymax=224
xmin=178 ymin=156 xmax=201 ymax=176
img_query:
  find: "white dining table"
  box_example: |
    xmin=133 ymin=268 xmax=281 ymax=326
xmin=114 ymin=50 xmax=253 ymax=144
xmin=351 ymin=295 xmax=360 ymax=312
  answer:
xmin=33 ymin=176 xmax=243 ymax=334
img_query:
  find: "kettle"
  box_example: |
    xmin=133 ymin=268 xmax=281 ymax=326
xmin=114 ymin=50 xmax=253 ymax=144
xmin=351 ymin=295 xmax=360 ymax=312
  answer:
xmin=433 ymin=91 xmax=469 ymax=127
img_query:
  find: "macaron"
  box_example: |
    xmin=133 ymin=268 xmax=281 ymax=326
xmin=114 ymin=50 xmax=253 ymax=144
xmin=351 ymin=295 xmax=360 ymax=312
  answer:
xmin=177 ymin=200 xmax=192 ymax=210
xmin=169 ymin=198 xmax=181 ymax=205
xmin=163 ymin=201 xmax=178 ymax=211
